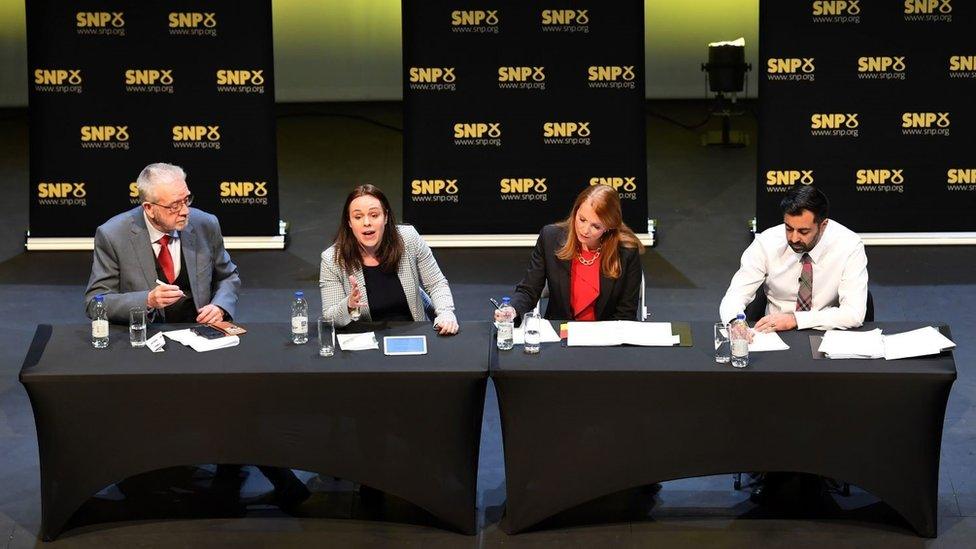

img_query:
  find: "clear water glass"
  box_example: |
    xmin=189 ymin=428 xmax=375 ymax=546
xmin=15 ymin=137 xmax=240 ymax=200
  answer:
xmin=318 ymin=317 xmax=335 ymax=357
xmin=129 ymin=307 xmax=147 ymax=347
xmin=714 ymin=322 xmax=730 ymax=363
xmin=523 ymin=312 xmax=541 ymax=354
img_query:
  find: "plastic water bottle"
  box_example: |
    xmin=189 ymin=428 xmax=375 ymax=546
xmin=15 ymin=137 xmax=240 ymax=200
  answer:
xmin=91 ymin=294 xmax=109 ymax=348
xmin=291 ymin=291 xmax=308 ymax=344
xmin=496 ymin=297 xmax=515 ymax=350
xmin=730 ymin=313 xmax=750 ymax=368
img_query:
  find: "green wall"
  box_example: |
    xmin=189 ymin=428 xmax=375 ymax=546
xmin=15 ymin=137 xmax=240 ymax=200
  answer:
xmin=0 ymin=1 xmax=758 ymax=106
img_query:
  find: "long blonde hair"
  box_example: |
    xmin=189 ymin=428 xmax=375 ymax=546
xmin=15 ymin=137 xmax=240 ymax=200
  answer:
xmin=556 ymin=185 xmax=644 ymax=278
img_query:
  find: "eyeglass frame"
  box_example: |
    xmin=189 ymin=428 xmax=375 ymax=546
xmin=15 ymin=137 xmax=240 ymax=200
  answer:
xmin=147 ymin=194 xmax=194 ymax=213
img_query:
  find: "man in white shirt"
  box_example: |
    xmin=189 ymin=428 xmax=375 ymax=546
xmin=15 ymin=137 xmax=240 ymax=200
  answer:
xmin=719 ymin=185 xmax=868 ymax=332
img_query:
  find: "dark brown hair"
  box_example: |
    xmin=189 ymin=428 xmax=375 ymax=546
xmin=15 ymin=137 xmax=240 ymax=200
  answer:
xmin=333 ymin=185 xmax=404 ymax=274
xmin=556 ymin=185 xmax=644 ymax=278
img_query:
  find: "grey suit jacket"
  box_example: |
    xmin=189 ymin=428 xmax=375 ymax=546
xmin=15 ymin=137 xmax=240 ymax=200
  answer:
xmin=84 ymin=207 xmax=240 ymax=324
xmin=319 ymin=225 xmax=456 ymax=327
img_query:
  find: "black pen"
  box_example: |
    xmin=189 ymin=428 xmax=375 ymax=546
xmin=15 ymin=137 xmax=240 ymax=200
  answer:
xmin=489 ymin=298 xmax=502 ymax=310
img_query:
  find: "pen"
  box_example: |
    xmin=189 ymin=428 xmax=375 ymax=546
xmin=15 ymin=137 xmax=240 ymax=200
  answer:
xmin=489 ymin=298 xmax=501 ymax=310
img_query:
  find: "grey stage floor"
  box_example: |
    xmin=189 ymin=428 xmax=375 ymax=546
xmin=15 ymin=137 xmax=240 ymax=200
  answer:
xmin=0 ymin=102 xmax=973 ymax=548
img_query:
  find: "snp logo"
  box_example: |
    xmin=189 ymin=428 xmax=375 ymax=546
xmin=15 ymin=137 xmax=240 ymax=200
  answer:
xmin=453 ymin=123 xmax=501 ymax=146
xmin=904 ymin=0 xmax=952 ymax=21
xmin=410 ymin=179 xmax=460 ymax=203
xmin=172 ymin=125 xmax=221 ymax=149
xmin=766 ymin=58 xmax=815 ymax=81
xmin=856 ymin=169 xmax=904 ymax=193
xmin=811 ymin=1 xmax=860 ymax=23
xmin=857 ymin=57 xmax=907 ymax=80
xmin=37 ymin=182 xmax=87 ymax=206
xmin=124 ymin=69 xmax=175 ymax=93
xmin=543 ymin=122 xmax=591 ymax=145
xmin=33 ymin=69 xmax=83 ymax=93
xmin=77 ymin=12 xmax=125 ymax=35
xmin=810 ymin=113 xmax=859 ymax=137
xmin=948 ymin=55 xmax=976 ymax=79
xmin=902 ymin=112 xmax=950 ymax=136
xmin=765 ymin=170 xmax=814 ymax=192
xmin=169 ymin=12 xmax=217 ymax=35
xmin=81 ymin=126 xmax=130 ymax=149
xmin=947 ymin=169 xmax=976 ymax=190
xmin=498 ymin=66 xmax=546 ymax=90
xmin=409 ymin=67 xmax=457 ymax=92
xmin=541 ymin=9 xmax=589 ymax=33
xmin=216 ymin=70 xmax=265 ymax=94
xmin=220 ymin=181 xmax=269 ymax=205
xmin=129 ymin=182 xmax=141 ymax=203
xmin=590 ymin=177 xmax=638 ymax=200
xmin=451 ymin=10 xmax=499 ymax=33
xmin=588 ymin=66 xmax=636 ymax=89
xmin=500 ymin=178 xmax=548 ymax=202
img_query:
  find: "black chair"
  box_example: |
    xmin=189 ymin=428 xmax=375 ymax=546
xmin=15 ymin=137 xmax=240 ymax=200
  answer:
xmin=734 ymin=287 xmax=874 ymax=494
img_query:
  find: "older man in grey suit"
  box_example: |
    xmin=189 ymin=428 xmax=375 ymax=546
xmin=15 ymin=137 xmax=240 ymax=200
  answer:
xmin=83 ymin=162 xmax=309 ymax=511
xmin=84 ymin=162 xmax=239 ymax=324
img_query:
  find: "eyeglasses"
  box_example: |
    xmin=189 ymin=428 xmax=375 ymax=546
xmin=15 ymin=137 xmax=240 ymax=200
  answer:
xmin=149 ymin=194 xmax=193 ymax=213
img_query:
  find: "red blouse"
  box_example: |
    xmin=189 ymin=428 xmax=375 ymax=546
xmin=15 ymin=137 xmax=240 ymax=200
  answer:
xmin=570 ymin=249 xmax=600 ymax=321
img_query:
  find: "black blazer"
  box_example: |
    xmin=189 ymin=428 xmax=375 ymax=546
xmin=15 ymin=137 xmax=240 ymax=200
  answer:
xmin=510 ymin=224 xmax=643 ymax=321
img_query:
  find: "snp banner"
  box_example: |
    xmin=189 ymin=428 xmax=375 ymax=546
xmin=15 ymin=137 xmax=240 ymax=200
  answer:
xmin=758 ymin=0 xmax=976 ymax=234
xmin=403 ymin=1 xmax=647 ymax=235
xmin=27 ymin=1 xmax=279 ymax=242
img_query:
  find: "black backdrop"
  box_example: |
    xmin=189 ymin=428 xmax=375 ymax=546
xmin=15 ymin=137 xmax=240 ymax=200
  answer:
xmin=27 ymin=1 xmax=280 ymax=239
xmin=402 ymin=1 xmax=647 ymax=235
xmin=758 ymin=0 xmax=976 ymax=232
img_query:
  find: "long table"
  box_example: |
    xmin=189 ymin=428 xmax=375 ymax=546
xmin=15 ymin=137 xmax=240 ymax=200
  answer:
xmin=19 ymin=321 xmax=490 ymax=540
xmin=491 ymin=321 xmax=957 ymax=536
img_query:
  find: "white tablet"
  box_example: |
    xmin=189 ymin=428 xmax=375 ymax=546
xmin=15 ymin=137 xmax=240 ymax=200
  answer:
xmin=383 ymin=335 xmax=428 ymax=356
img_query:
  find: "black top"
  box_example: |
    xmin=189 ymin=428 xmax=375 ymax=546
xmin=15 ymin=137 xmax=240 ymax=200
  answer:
xmin=363 ymin=265 xmax=412 ymax=321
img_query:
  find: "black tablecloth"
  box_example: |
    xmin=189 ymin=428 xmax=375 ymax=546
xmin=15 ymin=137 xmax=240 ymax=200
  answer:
xmin=492 ymin=321 xmax=957 ymax=536
xmin=20 ymin=321 xmax=490 ymax=539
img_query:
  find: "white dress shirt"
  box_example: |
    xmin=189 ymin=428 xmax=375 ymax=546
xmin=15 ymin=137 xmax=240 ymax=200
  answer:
xmin=719 ymin=219 xmax=868 ymax=330
xmin=144 ymin=211 xmax=182 ymax=279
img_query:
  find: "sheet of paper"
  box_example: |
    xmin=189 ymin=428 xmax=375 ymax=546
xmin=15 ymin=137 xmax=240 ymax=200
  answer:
xmin=513 ymin=320 xmax=561 ymax=345
xmin=818 ymin=329 xmax=884 ymax=359
xmin=883 ymin=326 xmax=955 ymax=360
xmin=163 ymin=328 xmax=240 ymax=352
xmin=567 ymin=321 xmax=679 ymax=347
xmin=337 ymin=332 xmax=379 ymax=351
xmin=748 ymin=330 xmax=789 ymax=352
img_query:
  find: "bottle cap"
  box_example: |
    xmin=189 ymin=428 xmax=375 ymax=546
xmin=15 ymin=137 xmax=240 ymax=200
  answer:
xmin=736 ymin=313 xmax=745 ymax=320
xmin=502 ymin=296 xmax=511 ymax=303
xmin=95 ymin=294 xmax=104 ymax=302
xmin=295 ymin=291 xmax=304 ymax=297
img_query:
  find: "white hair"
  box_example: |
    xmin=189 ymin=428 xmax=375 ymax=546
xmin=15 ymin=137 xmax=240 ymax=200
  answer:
xmin=136 ymin=163 xmax=186 ymax=203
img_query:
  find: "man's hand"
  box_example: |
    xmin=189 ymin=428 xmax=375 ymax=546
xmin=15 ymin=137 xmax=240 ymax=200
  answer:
xmin=754 ymin=312 xmax=797 ymax=333
xmin=196 ymin=304 xmax=225 ymax=324
xmin=347 ymin=275 xmax=362 ymax=311
xmin=434 ymin=319 xmax=459 ymax=335
xmin=148 ymin=283 xmax=184 ymax=309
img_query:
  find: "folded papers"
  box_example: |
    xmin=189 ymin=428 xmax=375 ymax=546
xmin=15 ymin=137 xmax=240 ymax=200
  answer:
xmin=567 ymin=321 xmax=680 ymax=347
xmin=818 ymin=326 xmax=954 ymax=360
xmin=163 ymin=329 xmax=240 ymax=352
xmin=337 ymin=332 xmax=379 ymax=351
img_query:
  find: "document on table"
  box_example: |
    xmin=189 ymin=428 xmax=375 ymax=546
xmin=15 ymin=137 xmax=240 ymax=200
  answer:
xmin=882 ymin=326 xmax=955 ymax=360
xmin=748 ymin=330 xmax=789 ymax=352
xmin=818 ymin=329 xmax=884 ymax=359
xmin=337 ymin=332 xmax=379 ymax=351
xmin=567 ymin=321 xmax=680 ymax=347
xmin=163 ymin=329 xmax=240 ymax=352
xmin=513 ymin=321 xmax=561 ymax=344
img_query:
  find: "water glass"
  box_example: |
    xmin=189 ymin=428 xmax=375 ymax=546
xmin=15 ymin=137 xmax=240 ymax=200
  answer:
xmin=129 ymin=307 xmax=147 ymax=347
xmin=523 ymin=312 xmax=541 ymax=354
xmin=713 ymin=321 xmax=730 ymax=363
xmin=317 ymin=317 xmax=335 ymax=357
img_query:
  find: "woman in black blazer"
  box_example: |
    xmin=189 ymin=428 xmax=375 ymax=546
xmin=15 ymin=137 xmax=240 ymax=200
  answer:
xmin=505 ymin=185 xmax=645 ymax=321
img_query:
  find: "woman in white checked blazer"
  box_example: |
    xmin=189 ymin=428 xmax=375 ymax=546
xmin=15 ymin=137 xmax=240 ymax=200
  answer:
xmin=320 ymin=184 xmax=459 ymax=334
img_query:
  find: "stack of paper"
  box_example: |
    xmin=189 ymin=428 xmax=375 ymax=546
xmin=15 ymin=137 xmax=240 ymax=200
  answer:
xmin=748 ymin=331 xmax=790 ymax=352
xmin=567 ymin=321 xmax=680 ymax=347
xmin=163 ymin=329 xmax=240 ymax=352
xmin=882 ymin=326 xmax=955 ymax=360
xmin=337 ymin=332 xmax=379 ymax=351
xmin=513 ymin=322 xmax=561 ymax=345
xmin=818 ymin=329 xmax=885 ymax=359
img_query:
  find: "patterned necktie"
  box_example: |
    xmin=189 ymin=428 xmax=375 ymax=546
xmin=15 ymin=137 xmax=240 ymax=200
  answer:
xmin=796 ymin=253 xmax=813 ymax=312
xmin=157 ymin=234 xmax=175 ymax=283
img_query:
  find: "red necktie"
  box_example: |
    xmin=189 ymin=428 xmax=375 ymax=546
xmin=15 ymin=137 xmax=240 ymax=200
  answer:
xmin=157 ymin=234 xmax=175 ymax=283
